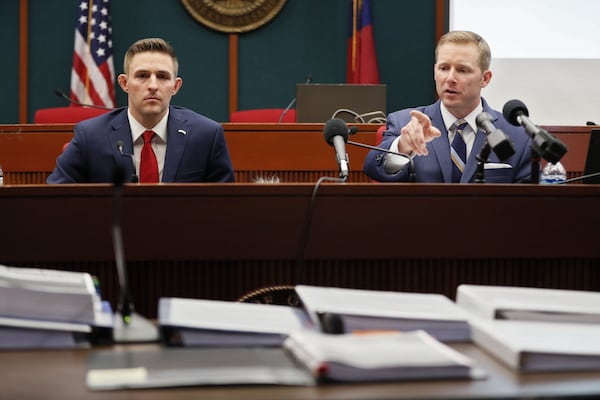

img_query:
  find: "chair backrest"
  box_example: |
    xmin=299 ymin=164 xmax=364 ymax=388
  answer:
xmin=34 ymin=106 xmax=109 ymax=124
xmin=230 ymin=108 xmax=296 ymax=123
xmin=376 ymin=125 xmax=386 ymax=145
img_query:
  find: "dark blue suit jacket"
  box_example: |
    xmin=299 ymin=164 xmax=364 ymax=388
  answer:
xmin=363 ymin=99 xmax=532 ymax=183
xmin=47 ymin=106 xmax=235 ymax=183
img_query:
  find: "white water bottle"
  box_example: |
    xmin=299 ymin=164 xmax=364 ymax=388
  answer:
xmin=540 ymin=161 xmax=567 ymax=184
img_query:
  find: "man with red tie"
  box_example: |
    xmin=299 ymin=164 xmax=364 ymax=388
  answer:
xmin=47 ymin=37 xmax=234 ymax=184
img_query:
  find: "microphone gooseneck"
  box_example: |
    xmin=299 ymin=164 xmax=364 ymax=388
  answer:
xmin=345 ymin=123 xmax=416 ymax=181
xmin=54 ymin=88 xmax=114 ymax=110
xmin=111 ymin=165 xmax=133 ymax=325
xmin=110 ymin=159 xmax=158 ymax=343
xmin=279 ymin=74 xmax=313 ymax=123
xmin=116 ymin=141 xmax=139 ymax=183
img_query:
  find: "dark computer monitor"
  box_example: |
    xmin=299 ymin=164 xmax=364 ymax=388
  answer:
xmin=583 ymin=129 xmax=600 ymax=184
xmin=295 ymin=83 xmax=386 ymax=123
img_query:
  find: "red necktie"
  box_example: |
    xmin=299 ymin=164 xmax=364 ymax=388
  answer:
xmin=140 ymin=130 xmax=159 ymax=183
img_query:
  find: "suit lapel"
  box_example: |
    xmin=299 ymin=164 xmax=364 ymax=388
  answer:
xmin=426 ymin=103 xmax=453 ymax=183
xmin=163 ymin=110 xmax=190 ymax=182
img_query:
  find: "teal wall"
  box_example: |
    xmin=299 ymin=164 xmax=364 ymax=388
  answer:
xmin=1 ymin=0 xmax=438 ymax=123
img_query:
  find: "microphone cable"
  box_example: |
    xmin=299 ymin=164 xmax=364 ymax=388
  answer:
xmin=294 ymin=175 xmax=346 ymax=284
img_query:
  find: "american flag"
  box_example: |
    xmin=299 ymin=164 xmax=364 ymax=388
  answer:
xmin=70 ymin=0 xmax=116 ymax=108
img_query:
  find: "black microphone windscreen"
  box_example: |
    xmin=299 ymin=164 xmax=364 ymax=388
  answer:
xmin=323 ymin=118 xmax=349 ymax=145
xmin=502 ymin=99 xmax=529 ymax=126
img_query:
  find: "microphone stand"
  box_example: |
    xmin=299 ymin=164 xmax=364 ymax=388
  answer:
xmin=561 ymin=170 xmax=600 ymax=184
xmin=111 ymin=167 xmax=158 ymax=343
xmin=278 ymin=98 xmax=296 ymax=123
xmin=529 ymin=147 xmax=541 ymax=184
xmin=474 ymin=142 xmax=492 ymax=183
xmin=346 ymin=140 xmax=416 ymax=182
xmin=279 ymin=74 xmax=312 ymax=123
xmin=55 ymin=88 xmax=113 ymax=110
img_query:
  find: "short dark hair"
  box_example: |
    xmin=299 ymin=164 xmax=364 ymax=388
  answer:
xmin=123 ymin=38 xmax=179 ymax=76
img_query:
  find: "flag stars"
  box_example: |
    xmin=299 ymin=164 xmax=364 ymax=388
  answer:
xmin=96 ymin=47 xmax=106 ymax=58
xmin=79 ymin=1 xmax=88 ymax=11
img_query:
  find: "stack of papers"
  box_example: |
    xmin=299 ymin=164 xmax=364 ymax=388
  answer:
xmin=295 ymin=285 xmax=471 ymax=342
xmin=158 ymin=297 xmax=314 ymax=347
xmin=456 ymin=284 xmax=600 ymax=323
xmin=0 ymin=265 xmax=112 ymax=349
xmin=456 ymin=284 xmax=600 ymax=372
xmin=469 ymin=318 xmax=600 ymax=372
xmin=283 ymin=330 xmax=479 ymax=382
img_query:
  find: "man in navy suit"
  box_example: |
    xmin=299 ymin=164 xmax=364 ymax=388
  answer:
xmin=47 ymin=38 xmax=234 ymax=184
xmin=363 ymin=31 xmax=531 ymax=183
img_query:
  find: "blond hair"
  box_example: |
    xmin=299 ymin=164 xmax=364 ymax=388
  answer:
xmin=435 ymin=31 xmax=491 ymax=72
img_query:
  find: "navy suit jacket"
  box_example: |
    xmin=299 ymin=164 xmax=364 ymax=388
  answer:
xmin=47 ymin=106 xmax=235 ymax=183
xmin=363 ymin=99 xmax=532 ymax=183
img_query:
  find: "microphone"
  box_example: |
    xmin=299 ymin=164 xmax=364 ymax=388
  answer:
xmin=54 ymin=88 xmax=113 ymax=110
xmin=110 ymin=164 xmax=158 ymax=343
xmin=346 ymin=125 xmax=416 ymax=181
xmin=279 ymin=74 xmax=312 ymax=123
xmin=502 ymin=99 xmax=568 ymax=164
xmin=323 ymin=118 xmax=350 ymax=179
xmin=475 ymin=112 xmax=515 ymax=161
xmin=116 ymin=141 xmax=139 ymax=183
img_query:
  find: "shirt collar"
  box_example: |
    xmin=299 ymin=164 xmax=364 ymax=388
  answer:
xmin=127 ymin=108 xmax=169 ymax=143
xmin=440 ymin=101 xmax=483 ymax=133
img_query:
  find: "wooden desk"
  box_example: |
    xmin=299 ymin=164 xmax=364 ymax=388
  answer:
xmin=0 ymin=123 xmax=380 ymax=184
xmin=0 ymin=124 xmax=595 ymax=184
xmin=2 ymin=342 xmax=600 ymax=399
xmin=1 ymin=183 xmax=599 ymax=317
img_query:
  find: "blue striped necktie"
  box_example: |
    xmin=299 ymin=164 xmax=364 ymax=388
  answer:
xmin=450 ymin=119 xmax=468 ymax=183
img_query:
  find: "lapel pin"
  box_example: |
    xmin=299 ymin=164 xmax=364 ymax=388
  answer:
xmin=178 ymin=129 xmax=187 ymax=135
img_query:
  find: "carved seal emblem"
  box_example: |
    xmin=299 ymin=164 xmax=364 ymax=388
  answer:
xmin=181 ymin=0 xmax=288 ymax=33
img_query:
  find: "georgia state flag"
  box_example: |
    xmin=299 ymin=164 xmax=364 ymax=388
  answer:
xmin=346 ymin=0 xmax=380 ymax=84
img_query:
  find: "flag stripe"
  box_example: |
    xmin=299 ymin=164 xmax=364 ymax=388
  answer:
xmin=70 ymin=0 xmax=115 ymax=109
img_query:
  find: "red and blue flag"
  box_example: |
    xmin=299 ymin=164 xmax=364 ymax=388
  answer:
xmin=347 ymin=0 xmax=380 ymax=84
